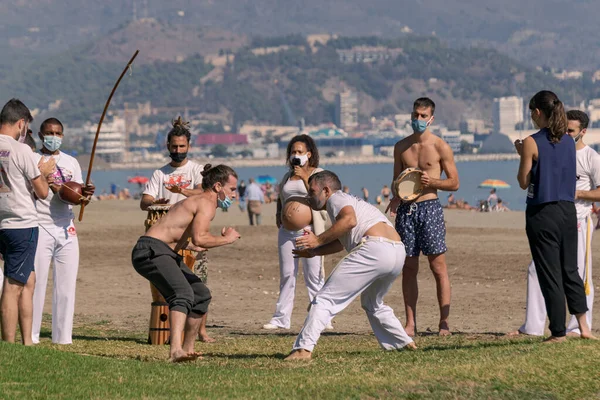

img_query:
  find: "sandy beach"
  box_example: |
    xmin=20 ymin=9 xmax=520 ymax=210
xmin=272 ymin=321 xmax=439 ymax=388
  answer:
xmin=28 ymin=200 xmax=600 ymax=337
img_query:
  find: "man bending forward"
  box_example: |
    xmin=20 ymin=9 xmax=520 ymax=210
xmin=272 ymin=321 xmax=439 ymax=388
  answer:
xmin=287 ymin=171 xmax=415 ymax=360
xmin=131 ymin=164 xmax=240 ymax=362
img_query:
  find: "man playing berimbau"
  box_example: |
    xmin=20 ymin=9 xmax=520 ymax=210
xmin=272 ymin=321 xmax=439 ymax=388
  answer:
xmin=287 ymin=171 xmax=416 ymax=360
xmin=131 ymin=164 xmax=240 ymax=362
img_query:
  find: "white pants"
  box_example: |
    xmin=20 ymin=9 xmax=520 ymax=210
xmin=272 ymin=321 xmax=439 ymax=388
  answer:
xmin=32 ymin=223 xmax=80 ymax=344
xmin=269 ymin=227 xmax=324 ymax=329
xmin=293 ymin=238 xmax=413 ymax=352
xmin=520 ymin=215 xmax=594 ymax=335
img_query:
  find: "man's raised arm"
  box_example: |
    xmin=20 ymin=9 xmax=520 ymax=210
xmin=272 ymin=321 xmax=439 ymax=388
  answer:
xmin=191 ymin=200 xmax=240 ymax=248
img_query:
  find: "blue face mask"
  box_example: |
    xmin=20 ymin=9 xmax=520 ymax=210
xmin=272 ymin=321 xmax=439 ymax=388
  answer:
xmin=217 ymin=194 xmax=232 ymax=211
xmin=43 ymin=136 xmax=62 ymax=152
xmin=411 ymin=118 xmax=430 ymax=134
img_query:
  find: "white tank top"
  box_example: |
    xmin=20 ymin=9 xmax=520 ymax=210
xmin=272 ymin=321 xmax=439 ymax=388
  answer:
xmin=281 ymin=178 xmax=308 ymax=203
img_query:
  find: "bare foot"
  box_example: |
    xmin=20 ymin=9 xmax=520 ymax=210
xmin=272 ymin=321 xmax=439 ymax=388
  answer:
xmin=284 ymin=349 xmax=312 ymax=361
xmin=580 ymin=332 xmax=598 ymax=340
xmin=566 ymin=331 xmax=581 ymax=338
xmin=439 ymin=321 xmax=451 ymax=337
xmin=543 ymin=336 xmax=567 ymax=344
xmin=199 ymin=334 xmax=216 ymax=343
xmin=404 ymin=325 xmax=415 ymax=337
xmin=170 ymin=350 xmax=202 ymax=363
xmin=404 ymin=342 xmax=418 ymax=351
xmin=506 ymin=330 xmax=523 ymax=337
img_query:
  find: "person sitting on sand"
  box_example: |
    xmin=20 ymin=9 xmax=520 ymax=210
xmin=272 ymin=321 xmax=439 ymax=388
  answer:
xmin=493 ymin=199 xmax=510 ymax=212
xmin=131 ymin=164 xmax=241 ymax=362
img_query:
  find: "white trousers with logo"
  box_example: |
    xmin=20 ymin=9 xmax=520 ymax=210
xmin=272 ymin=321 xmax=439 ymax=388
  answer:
xmin=268 ymin=227 xmax=324 ymax=329
xmin=32 ymin=223 xmax=80 ymax=344
xmin=519 ymin=215 xmax=594 ymax=335
xmin=293 ymin=238 xmax=413 ymax=352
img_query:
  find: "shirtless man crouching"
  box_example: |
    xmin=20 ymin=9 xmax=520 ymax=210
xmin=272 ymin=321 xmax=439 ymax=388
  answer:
xmin=387 ymin=97 xmax=460 ymax=337
xmin=131 ymin=164 xmax=240 ymax=362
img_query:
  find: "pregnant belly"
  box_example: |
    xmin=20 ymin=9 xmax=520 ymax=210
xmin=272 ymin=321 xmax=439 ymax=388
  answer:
xmin=281 ymin=199 xmax=313 ymax=231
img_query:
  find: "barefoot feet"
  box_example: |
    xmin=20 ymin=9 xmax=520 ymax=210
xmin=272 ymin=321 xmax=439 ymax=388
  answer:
xmin=439 ymin=321 xmax=451 ymax=337
xmin=284 ymin=349 xmax=312 ymax=361
xmin=404 ymin=342 xmax=418 ymax=351
xmin=199 ymin=333 xmax=216 ymax=343
xmin=170 ymin=349 xmax=202 ymax=363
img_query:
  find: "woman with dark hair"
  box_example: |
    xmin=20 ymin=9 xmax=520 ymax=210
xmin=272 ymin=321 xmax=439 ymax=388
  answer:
xmin=263 ymin=134 xmax=331 ymax=330
xmin=515 ymin=90 xmax=595 ymax=342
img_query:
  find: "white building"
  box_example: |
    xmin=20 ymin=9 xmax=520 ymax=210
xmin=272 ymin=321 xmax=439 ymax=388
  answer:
xmin=84 ymin=117 xmax=127 ymax=163
xmin=492 ymin=96 xmax=523 ymax=134
xmin=335 ymin=91 xmax=358 ymax=131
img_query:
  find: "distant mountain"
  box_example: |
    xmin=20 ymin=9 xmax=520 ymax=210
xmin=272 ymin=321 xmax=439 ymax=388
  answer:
xmin=2 ymin=0 xmax=600 ymax=69
xmin=3 ymin=32 xmax=598 ymax=129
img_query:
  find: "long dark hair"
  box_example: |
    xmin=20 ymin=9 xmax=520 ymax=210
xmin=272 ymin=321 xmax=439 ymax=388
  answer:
xmin=285 ymin=134 xmax=319 ymax=168
xmin=529 ymin=90 xmax=567 ymax=144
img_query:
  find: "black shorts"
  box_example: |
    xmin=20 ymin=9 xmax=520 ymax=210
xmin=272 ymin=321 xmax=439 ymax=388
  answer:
xmin=0 ymin=227 xmax=39 ymax=284
xmin=131 ymin=236 xmax=211 ymax=315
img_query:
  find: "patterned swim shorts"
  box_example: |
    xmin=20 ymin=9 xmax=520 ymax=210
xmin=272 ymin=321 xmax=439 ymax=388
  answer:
xmin=193 ymin=250 xmax=209 ymax=283
xmin=395 ymin=199 xmax=447 ymax=257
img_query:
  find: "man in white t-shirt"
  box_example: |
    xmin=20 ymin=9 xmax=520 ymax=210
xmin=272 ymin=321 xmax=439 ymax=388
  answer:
xmin=510 ymin=110 xmax=600 ymax=337
xmin=0 ymin=99 xmax=55 ymax=345
xmin=31 ymin=118 xmax=95 ymax=345
xmin=287 ymin=170 xmax=415 ymax=360
xmin=139 ymin=117 xmax=214 ymax=342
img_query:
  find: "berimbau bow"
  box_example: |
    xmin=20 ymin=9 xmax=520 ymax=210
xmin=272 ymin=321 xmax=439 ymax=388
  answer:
xmin=78 ymin=50 xmax=139 ymax=221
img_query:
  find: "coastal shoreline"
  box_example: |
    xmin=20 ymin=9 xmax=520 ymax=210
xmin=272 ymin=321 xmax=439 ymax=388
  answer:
xmin=85 ymin=153 xmax=520 ymax=171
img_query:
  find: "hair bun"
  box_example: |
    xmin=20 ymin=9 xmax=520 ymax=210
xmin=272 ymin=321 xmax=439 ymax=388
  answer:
xmin=172 ymin=116 xmax=190 ymax=129
xmin=201 ymin=163 xmax=212 ymax=177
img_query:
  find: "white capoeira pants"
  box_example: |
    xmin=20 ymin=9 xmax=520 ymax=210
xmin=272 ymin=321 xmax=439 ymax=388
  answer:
xmin=520 ymin=215 xmax=594 ymax=335
xmin=269 ymin=226 xmax=324 ymax=329
xmin=32 ymin=223 xmax=80 ymax=344
xmin=293 ymin=237 xmax=414 ymax=352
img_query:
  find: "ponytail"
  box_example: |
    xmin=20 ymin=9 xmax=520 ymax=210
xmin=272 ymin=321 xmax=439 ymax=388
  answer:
xmin=529 ymin=90 xmax=567 ymax=144
xmin=548 ymin=100 xmax=567 ymax=144
xmin=200 ymin=164 xmax=238 ymax=190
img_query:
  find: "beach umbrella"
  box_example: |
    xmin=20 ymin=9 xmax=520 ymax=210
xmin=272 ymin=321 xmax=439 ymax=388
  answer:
xmin=478 ymin=179 xmax=511 ymax=189
xmin=255 ymin=175 xmax=278 ymax=185
xmin=128 ymin=176 xmax=149 ymax=184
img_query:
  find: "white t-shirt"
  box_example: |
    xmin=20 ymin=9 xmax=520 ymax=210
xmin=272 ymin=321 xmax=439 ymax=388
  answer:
xmin=0 ymin=135 xmax=41 ymax=229
xmin=33 ymin=151 xmax=84 ymax=227
xmin=575 ymin=145 xmax=600 ymax=220
xmin=143 ymin=160 xmax=203 ymax=204
xmin=326 ymin=191 xmax=393 ymax=252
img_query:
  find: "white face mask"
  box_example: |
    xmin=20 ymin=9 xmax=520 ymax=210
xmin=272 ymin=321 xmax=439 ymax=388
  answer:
xmin=290 ymin=153 xmax=309 ymax=167
xmin=17 ymin=125 xmax=27 ymax=143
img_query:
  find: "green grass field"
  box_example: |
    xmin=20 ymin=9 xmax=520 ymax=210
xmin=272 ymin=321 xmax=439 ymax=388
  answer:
xmin=1 ymin=323 xmax=599 ymax=399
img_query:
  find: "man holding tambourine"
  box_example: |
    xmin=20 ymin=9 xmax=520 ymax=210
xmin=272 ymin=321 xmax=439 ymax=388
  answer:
xmin=386 ymin=97 xmax=460 ymax=337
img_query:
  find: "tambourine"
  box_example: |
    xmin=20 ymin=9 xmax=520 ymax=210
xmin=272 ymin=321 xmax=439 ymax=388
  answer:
xmin=393 ymin=168 xmax=424 ymax=202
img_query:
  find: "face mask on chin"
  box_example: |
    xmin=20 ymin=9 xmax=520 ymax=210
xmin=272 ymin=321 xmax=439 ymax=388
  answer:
xmin=217 ymin=190 xmax=232 ymax=210
xmin=170 ymin=152 xmax=187 ymax=163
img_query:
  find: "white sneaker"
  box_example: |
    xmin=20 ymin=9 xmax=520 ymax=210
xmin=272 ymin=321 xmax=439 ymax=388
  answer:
xmin=262 ymin=323 xmax=280 ymax=330
xmin=325 ymin=322 xmax=334 ymax=330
